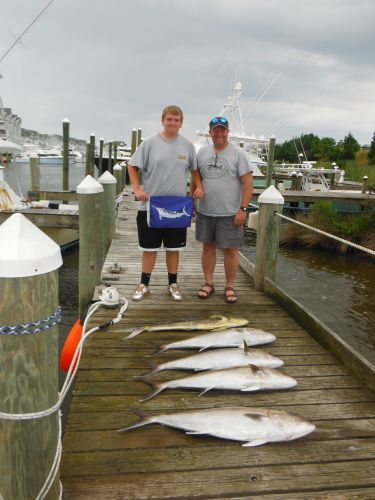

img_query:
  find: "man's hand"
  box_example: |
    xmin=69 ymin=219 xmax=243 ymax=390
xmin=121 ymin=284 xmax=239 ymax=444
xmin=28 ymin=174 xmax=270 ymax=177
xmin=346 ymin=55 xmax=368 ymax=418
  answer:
xmin=134 ymin=188 xmax=149 ymax=201
xmin=192 ymin=187 xmax=204 ymax=199
xmin=234 ymin=209 xmax=246 ymax=226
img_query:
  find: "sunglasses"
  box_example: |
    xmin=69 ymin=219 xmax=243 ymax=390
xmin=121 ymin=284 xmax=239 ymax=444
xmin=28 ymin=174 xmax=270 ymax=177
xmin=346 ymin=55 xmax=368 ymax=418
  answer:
xmin=210 ymin=117 xmax=228 ymax=125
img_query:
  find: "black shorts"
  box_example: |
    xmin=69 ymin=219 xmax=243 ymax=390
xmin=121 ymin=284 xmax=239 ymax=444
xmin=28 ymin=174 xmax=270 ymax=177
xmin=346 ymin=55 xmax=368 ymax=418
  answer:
xmin=136 ymin=210 xmax=187 ymax=251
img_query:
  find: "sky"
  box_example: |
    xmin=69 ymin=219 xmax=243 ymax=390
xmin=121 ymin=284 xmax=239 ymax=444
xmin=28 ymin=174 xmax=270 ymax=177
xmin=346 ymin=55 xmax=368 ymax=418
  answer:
xmin=0 ymin=0 xmax=374 ymax=147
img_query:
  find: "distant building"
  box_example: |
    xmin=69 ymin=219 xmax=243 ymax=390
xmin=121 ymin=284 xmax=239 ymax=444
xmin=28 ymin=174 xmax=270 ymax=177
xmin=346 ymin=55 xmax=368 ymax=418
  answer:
xmin=0 ymin=95 xmax=22 ymax=144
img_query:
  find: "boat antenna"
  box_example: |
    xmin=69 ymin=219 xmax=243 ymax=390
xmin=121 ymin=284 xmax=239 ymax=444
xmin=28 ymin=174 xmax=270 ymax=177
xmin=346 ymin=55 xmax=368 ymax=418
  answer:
xmin=0 ymin=0 xmax=57 ymax=70
xmin=293 ymin=139 xmax=302 ymax=164
xmin=299 ymin=137 xmax=308 ymax=161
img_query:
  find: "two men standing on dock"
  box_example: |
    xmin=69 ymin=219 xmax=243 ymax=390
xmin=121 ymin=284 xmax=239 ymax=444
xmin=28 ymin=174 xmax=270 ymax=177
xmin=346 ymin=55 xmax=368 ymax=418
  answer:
xmin=128 ymin=105 xmax=204 ymax=301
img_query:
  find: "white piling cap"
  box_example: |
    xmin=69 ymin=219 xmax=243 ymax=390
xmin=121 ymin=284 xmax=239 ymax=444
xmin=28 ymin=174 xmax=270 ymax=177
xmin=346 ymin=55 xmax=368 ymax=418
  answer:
xmin=258 ymin=185 xmax=284 ymax=204
xmin=98 ymin=171 xmax=117 ymax=184
xmin=77 ymin=175 xmax=104 ymax=194
xmin=62 ymin=117 xmax=70 ymax=123
xmin=0 ymin=214 xmax=62 ymax=277
xmin=113 ymin=164 xmax=122 ymax=171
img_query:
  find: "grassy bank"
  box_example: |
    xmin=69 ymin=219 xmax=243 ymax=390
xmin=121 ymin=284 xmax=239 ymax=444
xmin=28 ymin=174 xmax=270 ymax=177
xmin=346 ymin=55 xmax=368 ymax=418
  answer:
xmin=280 ymin=201 xmax=375 ymax=255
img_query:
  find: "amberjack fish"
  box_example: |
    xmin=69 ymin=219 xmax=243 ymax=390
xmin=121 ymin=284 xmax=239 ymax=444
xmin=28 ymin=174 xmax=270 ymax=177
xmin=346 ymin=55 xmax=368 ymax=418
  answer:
xmin=142 ymin=342 xmax=282 ymax=376
xmin=152 ymin=327 xmax=276 ymax=354
xmin=140 ymin=365 xmax=296 ymax=401
xmin=118 ymin=407 xmax=315 ymax=447
xmin=124 ymin=315 xmax=248 ymax=340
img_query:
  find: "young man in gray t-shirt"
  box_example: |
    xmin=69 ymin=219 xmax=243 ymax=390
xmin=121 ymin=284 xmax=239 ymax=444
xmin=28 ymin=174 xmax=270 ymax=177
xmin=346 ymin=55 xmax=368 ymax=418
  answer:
xmin=192 ymin=116 xmax=253 ymax=304
xmin=128 ymin=105 xmax=204 ymax=301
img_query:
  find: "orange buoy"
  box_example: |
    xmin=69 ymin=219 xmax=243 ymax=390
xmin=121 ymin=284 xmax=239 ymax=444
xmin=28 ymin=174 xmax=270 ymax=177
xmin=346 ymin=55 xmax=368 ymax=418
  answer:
xmin=60 ymin=319 xmax=83 ymax=372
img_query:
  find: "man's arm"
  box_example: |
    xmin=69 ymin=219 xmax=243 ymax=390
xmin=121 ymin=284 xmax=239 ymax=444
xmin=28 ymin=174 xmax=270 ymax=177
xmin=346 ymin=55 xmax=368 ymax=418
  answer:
xmin=190 ymin=170 xmax=204 ymax=199
xmin=127 ymin=164 xmax=149 ymax=201
xmin=234 ymin=172 xmax=253 ymax=226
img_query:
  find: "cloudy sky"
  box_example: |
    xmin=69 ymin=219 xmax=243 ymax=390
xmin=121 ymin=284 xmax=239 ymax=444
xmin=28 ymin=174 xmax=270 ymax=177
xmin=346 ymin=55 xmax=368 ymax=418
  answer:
xmin=0 ymin=0 xmax=374 ymax=146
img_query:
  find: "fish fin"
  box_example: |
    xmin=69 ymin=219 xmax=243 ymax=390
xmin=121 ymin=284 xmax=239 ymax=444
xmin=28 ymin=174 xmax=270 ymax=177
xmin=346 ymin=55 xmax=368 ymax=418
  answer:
xmin=242 ymin=439 xmax=268 ymax=447
xmin=243 ymin=341 xmax=254 ymax=353
xmin=209 ymin=314 xmax=227 ymax=320
xmin=123 ymin=328 xmax=146 ymax=340
xmin=186 ymin=430 xmax=205 ymax=435
xmin=139 ymin=380 xmax=164 ymax=402
xmin=241 ymin=386 xmax=261 ymax=392
xmin=198 ymin=386 xmax=215 ymax=396
xmin=117 ymin=408 xmax=152 ymax=432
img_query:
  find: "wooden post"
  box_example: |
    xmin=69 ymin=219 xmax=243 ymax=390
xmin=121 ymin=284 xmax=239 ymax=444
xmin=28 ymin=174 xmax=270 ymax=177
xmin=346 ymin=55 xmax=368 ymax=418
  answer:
xmin=89 ymin=133 xmax=95 ymax=177
xmin=296 ymin=172 xmax=303 ymax=190
xmin=265 ymin=136 xmax=276 ymax=188
xmin=0 ymin=213 xmax=62 ymax=499
xmin=131 ymin=128 xmax=137 ymax=155
xmin=62 ymin=118 xmax=70 ymax=191
xmin=77 ymin=175 xmax=104 ymax=314
xmin=113 ymin=164 xmax=122 ymax=196
xmin=98 ymin=138 xmax=104 ymax=176
xmin=291 ymin=171 xmax=297 ymax=190
xmin=137 ymin=128 xmax=142 ymax=147
xmin=85 ymin=142 xmax=90 ymax=176
xmin=329 ymin=172 xmax=335 ymax=189
xmin=254 ymin=185 xmax=284 ymax=291
xmin=30 ymin=155 xmax=40 ymax=191
xmin=98 ymin=171 xmax=117 ymax=258
xmin=108 ymin=141 xmax=113 ymax=174
xmin=361 ymin=175 xmax=368 ymax=194
xmin=121 ymin=161 xmax=127 ymax=190
xmin=113 ymin=142 xmax=118 ymax=165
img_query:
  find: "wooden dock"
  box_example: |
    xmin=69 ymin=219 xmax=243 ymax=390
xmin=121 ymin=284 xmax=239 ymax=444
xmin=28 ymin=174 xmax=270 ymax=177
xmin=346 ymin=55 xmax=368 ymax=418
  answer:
xmin=61 ymin=202 xmax=375 ymax=499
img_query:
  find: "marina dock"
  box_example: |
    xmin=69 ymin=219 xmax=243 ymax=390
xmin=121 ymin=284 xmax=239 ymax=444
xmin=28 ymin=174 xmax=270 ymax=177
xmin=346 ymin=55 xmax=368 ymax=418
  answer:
xmin=60 ymin=202 xmax=375 ymax=499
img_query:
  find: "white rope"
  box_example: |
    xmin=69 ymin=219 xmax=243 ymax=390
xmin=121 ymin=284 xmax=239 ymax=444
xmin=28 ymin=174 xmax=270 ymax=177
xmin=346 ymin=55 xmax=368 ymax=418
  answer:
xmin=0 ymin=292 xmax=129 ymax=499
xmin=275 ymin=212 xmax=375 ymax=256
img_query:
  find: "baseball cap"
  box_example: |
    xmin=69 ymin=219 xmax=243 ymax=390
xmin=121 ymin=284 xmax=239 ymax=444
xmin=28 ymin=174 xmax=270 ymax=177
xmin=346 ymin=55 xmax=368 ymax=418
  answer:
xmin=209 ymin=116 xmax=229 ymax=130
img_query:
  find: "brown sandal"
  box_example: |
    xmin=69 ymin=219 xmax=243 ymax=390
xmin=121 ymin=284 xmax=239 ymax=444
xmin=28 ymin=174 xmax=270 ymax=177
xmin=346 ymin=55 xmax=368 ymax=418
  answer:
xmin=224 ymin=286 xmax=238 ymax=304
xmin=197 ymin=282 xmax=215 ymax=299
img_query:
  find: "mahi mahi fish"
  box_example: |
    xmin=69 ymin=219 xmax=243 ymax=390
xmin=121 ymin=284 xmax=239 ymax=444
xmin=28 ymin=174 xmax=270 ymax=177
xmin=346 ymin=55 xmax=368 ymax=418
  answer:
xmin=140 ymin=365 xmax=296 ymax=401
xmin=117 ymin=407 xmax=315 ymax=447
xmin=152 ymin=327 xmax=276 ymax=354
xmin=123 ymin=315 xmax=249 ymax=340
xmin=142 ymin=342 xmax=282 ymax=376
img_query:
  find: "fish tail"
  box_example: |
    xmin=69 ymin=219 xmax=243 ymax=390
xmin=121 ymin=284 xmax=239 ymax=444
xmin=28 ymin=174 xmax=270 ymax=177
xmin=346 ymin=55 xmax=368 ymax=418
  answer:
xmin=148 ymin=344 xmax=167 ymax=356
xmin=139 ymin=380 xmax=164 ymax=401
xmin=137 ymin=364 xmax=160 ymax=377
xmin=123 ymin=327 xmax=146 ymax=340
xmin=117 ymin=407 xmax=152 ymax=432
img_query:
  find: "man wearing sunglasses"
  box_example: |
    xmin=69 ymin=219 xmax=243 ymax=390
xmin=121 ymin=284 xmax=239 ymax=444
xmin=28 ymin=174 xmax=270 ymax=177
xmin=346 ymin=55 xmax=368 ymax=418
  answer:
xmin=192 ymin=116 xmax=253 ymax=304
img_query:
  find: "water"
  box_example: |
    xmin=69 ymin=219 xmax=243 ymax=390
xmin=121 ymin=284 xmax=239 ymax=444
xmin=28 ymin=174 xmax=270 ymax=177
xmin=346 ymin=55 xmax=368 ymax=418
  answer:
xmin=241 ymin=238 xmax=375 ymax=365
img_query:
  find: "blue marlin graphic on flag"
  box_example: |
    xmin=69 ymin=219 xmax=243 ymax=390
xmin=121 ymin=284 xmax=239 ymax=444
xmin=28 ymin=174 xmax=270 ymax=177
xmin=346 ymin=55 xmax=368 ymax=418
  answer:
xmin=148 ymin=196 xmax=193 ymax=228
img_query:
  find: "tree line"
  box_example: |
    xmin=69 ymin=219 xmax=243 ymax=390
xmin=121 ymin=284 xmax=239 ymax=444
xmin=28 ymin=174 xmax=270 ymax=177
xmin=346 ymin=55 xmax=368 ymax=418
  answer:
xmin=275 ymin=131 xmax=375 ymax=165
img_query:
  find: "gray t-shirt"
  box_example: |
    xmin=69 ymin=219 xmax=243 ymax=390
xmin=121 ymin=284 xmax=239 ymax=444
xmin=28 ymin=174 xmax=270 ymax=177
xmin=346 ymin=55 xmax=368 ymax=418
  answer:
xmin=197 ymin=143 xmax=253 ymax=216
xmin=130 ymin=133 xmax=197 ymax=211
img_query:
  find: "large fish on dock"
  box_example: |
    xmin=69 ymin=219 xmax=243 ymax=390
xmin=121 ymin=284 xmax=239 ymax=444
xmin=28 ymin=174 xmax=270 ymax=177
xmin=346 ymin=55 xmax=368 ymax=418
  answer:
xmin=142 ymin=343 xmax=282 ymax=376
xmin=123 ymin=315 xmax=248 ymax=340
xmin=118 ymin=407 xmax=315 ymax=447
xmin=152 ymin=327 xmax=276 ymax=354
xmin=140 ymin=365 xmax=296 ymax=401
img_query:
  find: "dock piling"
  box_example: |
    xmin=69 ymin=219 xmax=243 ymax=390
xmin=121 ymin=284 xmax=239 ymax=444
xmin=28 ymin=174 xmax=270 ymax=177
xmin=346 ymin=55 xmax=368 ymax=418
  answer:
xmin=98 ymin=171 xmax=117 ymax=258
xmin=62 ymin=118 xmax=70 ymax=191
xmin=0 ymin=214 xmax=62 ymax=499
xmin=254 ymin=185 xmax=284 ymax=290
xmin=29 ymin=154 xmax=40 ymax=192
xmin=108 ymin=142 xmax=113 ymax=174
xmin=265 ymin=136 xmax=276 ymax=188
xmin=89 ymin=133 xmax=95 ymax=177
xmin=113 ymin=163 xmax=123 ymax=196
xmin=362 ymin=175 xmax=368 ymax=194
xmin=98 ymin=138 xmax=104 ymax=176
xmin=77 ymin=175 xmax=104 ymax=314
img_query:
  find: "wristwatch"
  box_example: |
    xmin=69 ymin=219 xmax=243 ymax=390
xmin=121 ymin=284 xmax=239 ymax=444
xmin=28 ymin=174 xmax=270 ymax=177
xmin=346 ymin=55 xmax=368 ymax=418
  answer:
xmin=239 ymin=206 xmax=247 ymax=212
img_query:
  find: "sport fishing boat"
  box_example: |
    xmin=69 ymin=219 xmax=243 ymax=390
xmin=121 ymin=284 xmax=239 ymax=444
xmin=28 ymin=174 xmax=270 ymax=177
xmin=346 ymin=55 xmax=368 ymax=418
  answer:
xmin=195 ymin=81 xmax=268 ymax=179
